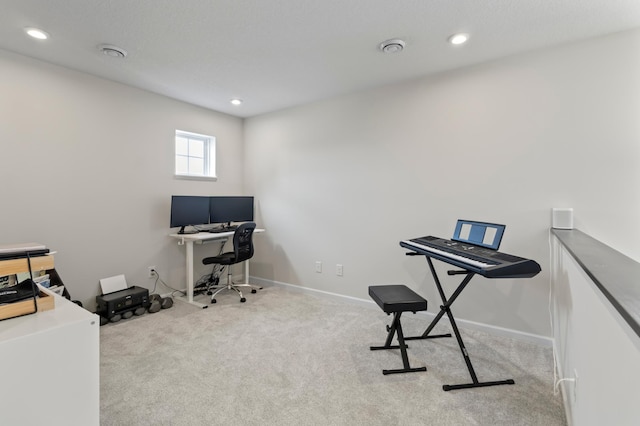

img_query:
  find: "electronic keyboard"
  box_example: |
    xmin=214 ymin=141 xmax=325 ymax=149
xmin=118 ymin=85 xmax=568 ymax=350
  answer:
xmin=400 ymin=236 xmax=541 ymax=279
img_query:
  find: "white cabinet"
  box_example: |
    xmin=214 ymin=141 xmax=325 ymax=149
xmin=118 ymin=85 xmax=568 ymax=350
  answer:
xmin=0 ymin=289 xmax=100 ymax=425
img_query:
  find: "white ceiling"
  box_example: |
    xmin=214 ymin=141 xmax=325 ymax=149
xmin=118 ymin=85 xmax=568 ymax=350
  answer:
xmin=2 ymin=0 xmax=640 ymax=118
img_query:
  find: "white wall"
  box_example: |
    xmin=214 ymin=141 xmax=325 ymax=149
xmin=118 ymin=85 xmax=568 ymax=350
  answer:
xmin=551 ymin=237 xmax=640 ymax=425
xmin=2 ymin=28 xmax=638 ymax=334
xmin=0 ymin=49 xmax=244 ymax=310
xmin=244 ymin=28 xmax=640 ymax=337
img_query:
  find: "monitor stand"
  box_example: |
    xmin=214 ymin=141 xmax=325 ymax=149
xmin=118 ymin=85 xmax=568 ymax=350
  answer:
xmin=177 ymin=226 xmax=199 ymax=235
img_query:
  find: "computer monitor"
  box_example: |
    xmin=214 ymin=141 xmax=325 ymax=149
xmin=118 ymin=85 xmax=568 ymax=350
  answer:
xmin=170 ymin=196 xmax=210 ymax=234
xmin=209 ymin=196 xmax=254 ymax=227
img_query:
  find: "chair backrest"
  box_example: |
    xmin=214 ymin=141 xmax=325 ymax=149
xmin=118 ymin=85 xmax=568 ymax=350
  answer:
xmin=233 ymin=222 xmax=256 ymax=263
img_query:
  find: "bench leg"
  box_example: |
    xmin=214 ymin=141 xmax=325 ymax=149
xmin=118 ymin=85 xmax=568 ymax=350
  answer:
xmin=370 ymin=312 xmax=427 ymax=374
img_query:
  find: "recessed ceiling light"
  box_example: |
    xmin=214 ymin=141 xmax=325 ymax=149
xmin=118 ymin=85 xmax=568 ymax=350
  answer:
xmin=230 ymin=99 xmax=243 ymax=106
xmin=98 ymin=44 xmax=127 ymax=58
xmin=379 ymin=39 xmax=406 ymax=53
xmin=448 ymin=33 xmax=469 ymax=45
xmin=25 ymin=28 xmax=49 ymax=40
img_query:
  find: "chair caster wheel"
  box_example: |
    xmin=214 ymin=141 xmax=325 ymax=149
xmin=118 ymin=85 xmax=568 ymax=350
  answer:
xmin=251 ymin=289 xmax=257 ymax=294
xmin=240 ymin=297 xmax=246 ymax=303
xmin=207 ymin=291 xmax=213 ymax=296
xmin=211 ymin=299 xmax=217 ymax=304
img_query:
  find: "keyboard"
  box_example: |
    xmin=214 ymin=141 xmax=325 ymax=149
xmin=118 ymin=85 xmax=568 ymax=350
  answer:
xmin=400 ymin=236 xmax=541 ymax=279
xmin=208 ymin=225 xmax=238 ymax=233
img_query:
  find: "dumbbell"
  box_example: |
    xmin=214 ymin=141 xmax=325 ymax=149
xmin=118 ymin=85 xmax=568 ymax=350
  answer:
xmin=148 ymin=294 xmax=173 ymax=313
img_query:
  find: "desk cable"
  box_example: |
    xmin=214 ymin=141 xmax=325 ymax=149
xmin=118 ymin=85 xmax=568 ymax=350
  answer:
xmin=149 ymin=268 xmax=185 ymax=298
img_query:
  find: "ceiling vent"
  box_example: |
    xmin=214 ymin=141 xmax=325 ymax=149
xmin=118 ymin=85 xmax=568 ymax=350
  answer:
xmin=98 ymin=44 xmax=127 ymax=58
xmin=379 ymin=39 xmax=405 ymax=53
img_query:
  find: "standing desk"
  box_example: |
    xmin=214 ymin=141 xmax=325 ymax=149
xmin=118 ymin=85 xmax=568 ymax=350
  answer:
xmin=169 ymin=229 xmax=265 ymax=308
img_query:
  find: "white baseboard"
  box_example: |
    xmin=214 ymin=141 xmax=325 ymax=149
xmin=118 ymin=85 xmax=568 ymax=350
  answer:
xmin=251 ymin=276 xmax=553 ymax=347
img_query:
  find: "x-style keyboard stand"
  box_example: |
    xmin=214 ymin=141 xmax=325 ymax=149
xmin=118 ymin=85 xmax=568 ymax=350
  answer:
xmin=405 ymin=254 xmax=515 ymax=391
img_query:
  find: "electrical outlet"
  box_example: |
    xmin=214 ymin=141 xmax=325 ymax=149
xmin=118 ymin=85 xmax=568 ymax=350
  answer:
xmin=148 ymin=266 xmax=156 ymax=279
xmin=336 ymin=264 xmax=343 ymax=276
xmin=315 ymin=261 xmax=322 ymax=273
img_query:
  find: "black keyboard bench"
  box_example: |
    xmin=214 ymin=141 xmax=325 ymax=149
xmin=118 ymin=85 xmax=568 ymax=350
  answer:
xmin=369 ymin=285 xmax=428 ymax=375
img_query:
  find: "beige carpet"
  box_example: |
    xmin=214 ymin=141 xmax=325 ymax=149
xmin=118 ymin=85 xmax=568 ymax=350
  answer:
xmin=100 ymin=284 xmax=566 ymax=425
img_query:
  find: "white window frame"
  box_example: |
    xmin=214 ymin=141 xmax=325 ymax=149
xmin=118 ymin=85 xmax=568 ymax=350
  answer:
xmin=174 ymin=130 xmax=217 ymax=180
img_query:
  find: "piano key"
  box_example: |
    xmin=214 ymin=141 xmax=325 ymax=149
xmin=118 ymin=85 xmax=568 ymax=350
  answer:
xmin=401 ymin=240 xmax=493 ymax=269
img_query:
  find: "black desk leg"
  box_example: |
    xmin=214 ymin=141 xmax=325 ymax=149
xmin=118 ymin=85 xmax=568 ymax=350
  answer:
xmin=408 ymin=257 xmax=515 ymax=391
xmin=370 ymin=312 xmax=427 ymax=375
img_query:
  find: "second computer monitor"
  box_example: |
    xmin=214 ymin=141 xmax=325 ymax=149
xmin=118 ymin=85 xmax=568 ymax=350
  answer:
xmin=209 ymin=196 xmax=254 ymax=225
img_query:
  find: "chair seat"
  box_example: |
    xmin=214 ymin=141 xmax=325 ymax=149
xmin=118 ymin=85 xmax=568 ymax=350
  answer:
xmin=203 ymin=252 xmax=236 ymax=266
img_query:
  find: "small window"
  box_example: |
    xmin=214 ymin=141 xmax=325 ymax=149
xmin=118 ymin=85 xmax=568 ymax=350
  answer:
xmin=175 ymin=130 xmax=216 ymax=179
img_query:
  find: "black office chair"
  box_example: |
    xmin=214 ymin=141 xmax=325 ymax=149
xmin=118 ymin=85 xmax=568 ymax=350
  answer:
xmin=202 ymin=222 xmax=261 ymax=303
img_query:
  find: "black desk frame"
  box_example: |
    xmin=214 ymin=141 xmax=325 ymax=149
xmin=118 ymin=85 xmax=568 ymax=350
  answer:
xmin=406 ymin=254 xmax=515 ymax=391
